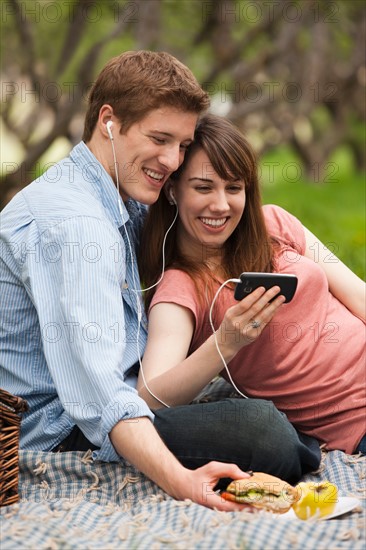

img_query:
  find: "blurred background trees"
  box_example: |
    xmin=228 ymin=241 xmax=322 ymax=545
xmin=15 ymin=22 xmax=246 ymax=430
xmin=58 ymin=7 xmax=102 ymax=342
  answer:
xmin=1 ymin=0 xmax=365 ymax=274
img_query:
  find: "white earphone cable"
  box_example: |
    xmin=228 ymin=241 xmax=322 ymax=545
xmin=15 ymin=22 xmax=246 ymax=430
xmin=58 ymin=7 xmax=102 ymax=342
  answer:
xmin=208 ymin=279 xmax=249 ymax=399
xmin=111 ymin=133 xmax=173 ymax=407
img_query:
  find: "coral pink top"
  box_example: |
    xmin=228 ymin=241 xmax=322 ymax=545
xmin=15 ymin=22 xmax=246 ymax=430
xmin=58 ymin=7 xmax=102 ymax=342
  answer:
xmin=150 ymin=205 xmax=366 ymax=453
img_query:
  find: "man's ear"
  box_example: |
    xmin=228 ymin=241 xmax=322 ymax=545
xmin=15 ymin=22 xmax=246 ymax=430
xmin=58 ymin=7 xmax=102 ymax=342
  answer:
xmin=99 ymin=104 xmax=115 ymax=139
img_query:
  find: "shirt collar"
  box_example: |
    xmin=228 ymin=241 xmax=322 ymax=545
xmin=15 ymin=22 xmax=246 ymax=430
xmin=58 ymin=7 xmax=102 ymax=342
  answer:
xmin=69 ymin=141 xmax=130 ymax=228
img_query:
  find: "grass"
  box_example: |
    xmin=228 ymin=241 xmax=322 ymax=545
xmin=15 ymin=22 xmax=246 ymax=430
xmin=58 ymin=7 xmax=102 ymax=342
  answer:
xmin=260 ymin=146 xmax=365 ymax=280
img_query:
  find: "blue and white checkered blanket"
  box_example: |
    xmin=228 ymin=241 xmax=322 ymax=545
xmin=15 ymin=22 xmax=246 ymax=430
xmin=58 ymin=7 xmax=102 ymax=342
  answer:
xmin=1 ymin=447 xmax=365 ymax=549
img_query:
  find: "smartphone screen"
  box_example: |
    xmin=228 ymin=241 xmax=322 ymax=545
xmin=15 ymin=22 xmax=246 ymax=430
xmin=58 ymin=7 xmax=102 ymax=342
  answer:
xmin=234 ymin=272 xmax=298 ymax=303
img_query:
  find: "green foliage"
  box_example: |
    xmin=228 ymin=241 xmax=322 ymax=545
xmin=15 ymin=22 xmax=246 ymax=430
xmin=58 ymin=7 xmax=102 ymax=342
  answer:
xmin=260 ymin=146 xmax=366 ymax=279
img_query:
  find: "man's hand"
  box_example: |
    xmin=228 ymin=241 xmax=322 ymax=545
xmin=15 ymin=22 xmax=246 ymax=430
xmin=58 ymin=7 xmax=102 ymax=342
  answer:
xmin=174 ymin=461 xmax=252 ymax=511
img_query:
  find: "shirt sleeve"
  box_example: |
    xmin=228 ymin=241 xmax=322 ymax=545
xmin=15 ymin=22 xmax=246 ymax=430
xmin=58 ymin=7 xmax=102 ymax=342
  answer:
xmin=262 ymin=204 xmax=306 ymax=255
xmin=149 ymin=269 xmax=199 ymax=320
xmin=25 ymin=215 xmax=153 ymax=462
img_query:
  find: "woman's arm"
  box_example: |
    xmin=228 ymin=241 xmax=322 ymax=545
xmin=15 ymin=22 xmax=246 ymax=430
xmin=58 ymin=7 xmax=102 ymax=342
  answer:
xmin=137 ymin=302 xmax=223 ymax=408
xmin=303 ymin=226 xmax=365 ymax=321
xmin=137 ymin=286 xmax=285 ymax=408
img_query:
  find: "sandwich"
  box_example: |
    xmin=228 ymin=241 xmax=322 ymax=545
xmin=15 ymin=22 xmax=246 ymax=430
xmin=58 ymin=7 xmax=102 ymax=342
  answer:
xmin=221 ymin=472 xmax=299 ymax=514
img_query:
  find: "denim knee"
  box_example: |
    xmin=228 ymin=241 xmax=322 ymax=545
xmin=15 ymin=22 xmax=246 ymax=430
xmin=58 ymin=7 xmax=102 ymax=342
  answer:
xmin=154 ymin=397 xmax=320 ymax=483
xmin=229 ymin=398 xmax=292 ymax=451
xmin=230 ymin=398 xmax=320 ymax=482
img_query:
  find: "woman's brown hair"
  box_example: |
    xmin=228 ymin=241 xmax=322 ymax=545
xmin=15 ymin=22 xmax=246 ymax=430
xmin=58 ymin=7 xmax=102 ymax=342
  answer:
xmin=83 ymin=50 xmax=210 ymax=142
xmin=138 ymin=113 xmax=276 ymax=311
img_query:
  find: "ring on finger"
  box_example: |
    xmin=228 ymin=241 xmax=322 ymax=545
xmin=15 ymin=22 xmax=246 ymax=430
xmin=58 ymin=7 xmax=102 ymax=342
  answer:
xmin=250 ymin=319 xmax=261 ymax=329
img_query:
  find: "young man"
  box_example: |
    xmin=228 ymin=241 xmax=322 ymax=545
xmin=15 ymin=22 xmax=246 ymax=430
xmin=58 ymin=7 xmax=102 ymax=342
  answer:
xmin=0 ymin=51 xmax=320 ymax=510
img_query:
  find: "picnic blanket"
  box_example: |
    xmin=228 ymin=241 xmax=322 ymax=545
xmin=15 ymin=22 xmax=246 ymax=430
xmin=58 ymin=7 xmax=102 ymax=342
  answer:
xmin=1 ymin=447 xmax=365 ymax=549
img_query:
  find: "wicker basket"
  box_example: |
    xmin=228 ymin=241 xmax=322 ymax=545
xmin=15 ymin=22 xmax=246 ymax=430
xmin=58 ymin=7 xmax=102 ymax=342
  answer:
xmin=0 ymin=388 xmax=28 ymax=507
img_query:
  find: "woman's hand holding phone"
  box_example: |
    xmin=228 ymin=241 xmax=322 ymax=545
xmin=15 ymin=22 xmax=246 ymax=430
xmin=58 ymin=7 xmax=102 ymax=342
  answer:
xmin=216 ymin=285 xmax=285 ymax=357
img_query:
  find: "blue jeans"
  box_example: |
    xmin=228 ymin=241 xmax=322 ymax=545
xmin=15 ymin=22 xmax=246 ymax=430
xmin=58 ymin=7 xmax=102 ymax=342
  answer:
xmin=154 ymin=398 xmax=321 ymax=484
xmin=355 ymin=433 xmax=366 ymax=454
xmin=53 ymin=398 xmax=321 ymax=484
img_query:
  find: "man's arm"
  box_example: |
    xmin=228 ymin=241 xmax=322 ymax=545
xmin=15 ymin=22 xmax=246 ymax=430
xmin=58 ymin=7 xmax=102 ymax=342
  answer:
xmin=110 ymin=416 xmax=250 ymax=510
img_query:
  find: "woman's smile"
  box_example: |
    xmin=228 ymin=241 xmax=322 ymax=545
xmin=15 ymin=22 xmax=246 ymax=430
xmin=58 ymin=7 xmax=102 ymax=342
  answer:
xmin=199 ymin=217 xmax=229 ymax=229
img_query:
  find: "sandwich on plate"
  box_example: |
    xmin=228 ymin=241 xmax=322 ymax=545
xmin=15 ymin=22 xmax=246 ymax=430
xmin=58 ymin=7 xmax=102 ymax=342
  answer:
xmin=221 ymin=472 xmax=300 ymax=514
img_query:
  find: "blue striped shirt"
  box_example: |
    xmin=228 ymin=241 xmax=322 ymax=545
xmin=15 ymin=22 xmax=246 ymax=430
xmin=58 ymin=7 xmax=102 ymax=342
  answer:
xmin=0 ymin=141 xmax=154 ymax=462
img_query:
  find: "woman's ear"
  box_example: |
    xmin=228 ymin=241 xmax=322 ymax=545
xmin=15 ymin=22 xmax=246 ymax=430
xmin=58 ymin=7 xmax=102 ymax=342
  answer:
xmin=164 ymin=181 xmax=176 ymax=205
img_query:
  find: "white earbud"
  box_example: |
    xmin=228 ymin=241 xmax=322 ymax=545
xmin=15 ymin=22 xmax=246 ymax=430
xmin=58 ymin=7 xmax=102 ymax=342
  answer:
xmin=169 ymin=188 xmax=176 ymax=205
xmin=106 ymin=121 xmax=114 ymax=140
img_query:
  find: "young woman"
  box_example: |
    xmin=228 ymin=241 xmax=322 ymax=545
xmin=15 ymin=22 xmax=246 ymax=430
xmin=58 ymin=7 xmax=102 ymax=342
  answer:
xmin=138 ymin=113 xmax=366 ymax=456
